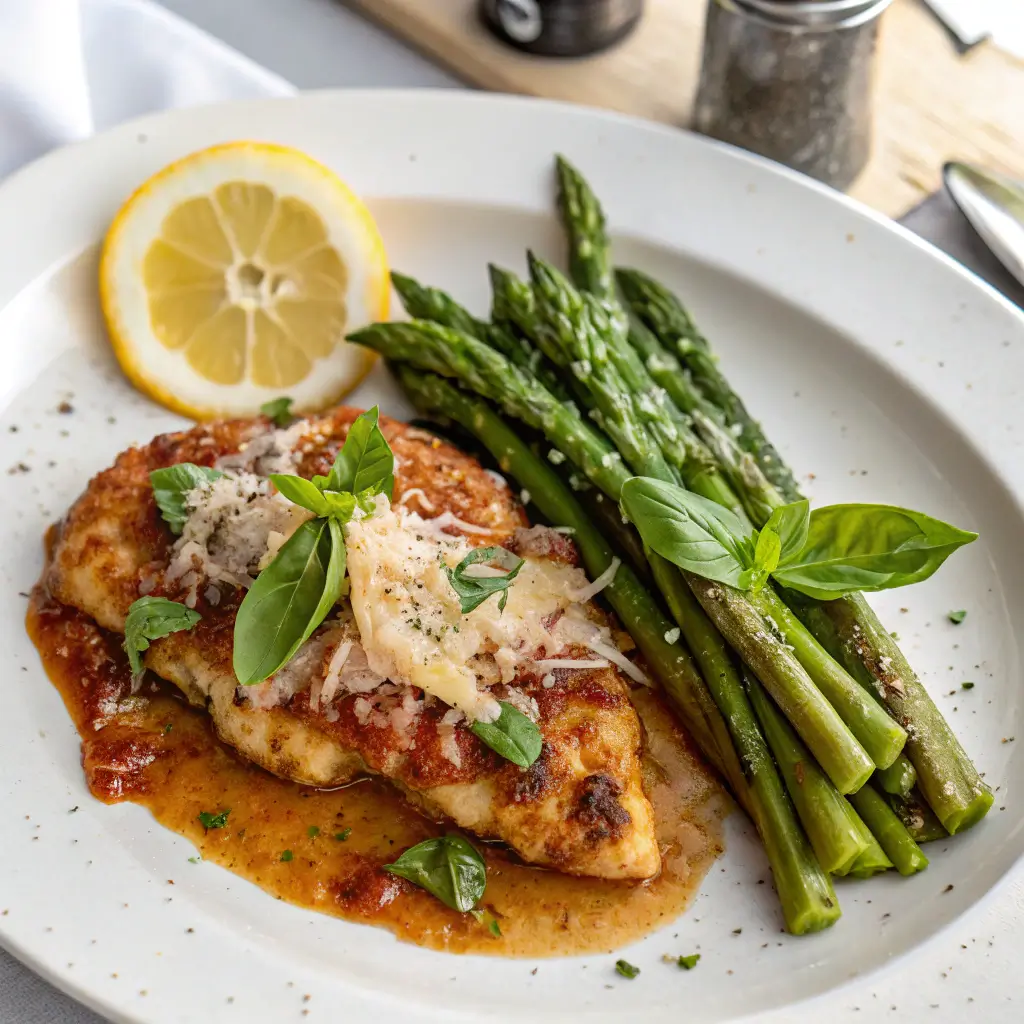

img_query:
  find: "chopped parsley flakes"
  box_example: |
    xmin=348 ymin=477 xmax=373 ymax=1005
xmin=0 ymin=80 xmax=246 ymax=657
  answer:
xmin=198 ymin=809 xmax=229 ymax=830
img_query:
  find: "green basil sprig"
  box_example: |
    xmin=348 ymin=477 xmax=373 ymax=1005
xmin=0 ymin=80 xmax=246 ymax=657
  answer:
xmin=124 ymin=596 xmax=201 ymax=676
xmin=322 ymin=405 xmax=395 ymax=499
xmin=384 ymin=835 xmax=486 ymax=913
xmin=149 ymin=463 xmax=223 ymax=534
xmin=618 ymin=479 xmax=756 ymax=588
xmin=620 ymin=478 xmax=976 ymax=601
xmin=470 ymin=701 xmax=542 ymax=768
xmin=233 ymin=518 xmax=346 ymax=685
xmin=770 ymin=503 xmax=977 ymax=600
xmin=260 ymin=395 xmax=295 ymax=428
xmin=268 ymin=475 xmax=360 ymax=520
xmin=443 ymin=546 xmax=525 ymax=614
xmin=232 ymin=406 xmax=394 ymax=685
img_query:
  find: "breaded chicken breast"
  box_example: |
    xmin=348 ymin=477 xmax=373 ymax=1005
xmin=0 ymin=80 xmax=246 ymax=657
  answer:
xmin=47 ymin=407 xmax=659 ymax=880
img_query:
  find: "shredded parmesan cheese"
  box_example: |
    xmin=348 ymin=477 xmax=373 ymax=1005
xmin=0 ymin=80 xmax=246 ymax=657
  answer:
xmin=398 ymin=488 xmax=436 ymax=512
xmin=414 ymin=510 xmax=495 ymax=537
xmin=569 ymin=557 xmax=620 ymax=602
xmin=166 ymin=469 xmax=312 ymax=593
xmin=343 ymin=504 xmax=600 ymax=721
xmin=319 ymin=640 xmax=353 ymax=706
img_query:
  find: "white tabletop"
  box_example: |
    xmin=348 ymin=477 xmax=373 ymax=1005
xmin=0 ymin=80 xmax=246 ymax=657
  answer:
xmin=0 ymin=3 xmax=1020 ymax=1022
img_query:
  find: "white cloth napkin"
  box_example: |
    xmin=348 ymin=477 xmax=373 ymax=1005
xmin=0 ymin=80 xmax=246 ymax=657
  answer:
xmin=0 ymin=0 xmax=293 ymax=180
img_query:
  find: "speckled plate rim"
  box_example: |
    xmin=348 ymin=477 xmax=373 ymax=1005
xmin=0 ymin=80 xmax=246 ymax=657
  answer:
xmin=0 ymin=90 xmax=1022 ymax=1024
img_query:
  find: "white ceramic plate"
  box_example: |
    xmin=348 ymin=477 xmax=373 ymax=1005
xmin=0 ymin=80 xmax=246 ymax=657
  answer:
xmin=0 ymin=91 xmax=1022 ymax=1024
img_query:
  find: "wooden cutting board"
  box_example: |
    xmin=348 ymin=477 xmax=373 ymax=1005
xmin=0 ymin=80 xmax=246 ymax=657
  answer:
xmin=342 ymin=0 xmax=1024 ymax=218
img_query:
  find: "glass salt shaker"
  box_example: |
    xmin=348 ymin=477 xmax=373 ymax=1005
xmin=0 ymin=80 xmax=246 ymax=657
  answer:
xmin=693 ymin=0 xmax=894 ymax=190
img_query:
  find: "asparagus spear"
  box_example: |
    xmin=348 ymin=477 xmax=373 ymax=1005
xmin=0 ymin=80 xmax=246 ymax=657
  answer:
xmin=391 ymin=271 xmax=572 ymax=403
xmin=747 ymin=671 xmax=867 ymax=874
xmin=499 ymin=257 xmax=687 ymax=488
xmin=684 ymin=574 xmax=873 ymax=795
xmin=749 ymin=586 xmax=907 ymax=770
xmin=349 ymin=319 xmax=629 ymax=498
xmin=528 ymin=253 xmax=749 ymax=519
xmin=397 ymin=366 xmax=840 ymax=934
xmin=499 ymin=263 xmax=680 ymax=486
xmin=555 ymin=155 xmax=616 ymax=306
xmin=888 ymin=789 xmax=948 ymax=844
xmin=781 ymin=590 xmax=916 ymax=797
xmin=615 ymin=266 xmax=800 ymax=500
xmin=839 ymin=810 xmax=893 ymax=878
xmin=848 ymin=784 xmax=929 ymax=876
xmin=823 ymin=594 xmax=993 ymax=834
xmin=876 ymin=754 xmax=918 ymax=797
xmin=555 ymin=158 xmax=771 ymax=504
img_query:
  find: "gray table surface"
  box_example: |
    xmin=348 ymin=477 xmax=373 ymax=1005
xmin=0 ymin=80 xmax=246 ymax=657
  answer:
xmin=1 ymin=2 xmax=1018 ymax=1021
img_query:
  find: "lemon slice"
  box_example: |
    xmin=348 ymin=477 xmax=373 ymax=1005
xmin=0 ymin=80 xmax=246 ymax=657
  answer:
xmin=100 ymin=141 xmax=388 ymax=419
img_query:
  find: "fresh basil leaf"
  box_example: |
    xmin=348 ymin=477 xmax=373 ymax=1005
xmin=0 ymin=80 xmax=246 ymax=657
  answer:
xmin=677 ymin=953 xmax=701 ymax=970
xmin=763 ymin=499 xmax=810 ymax=567
xmin=260 ymin=396 xmax=295 ymax=428
xmin=751 ymin=527 xmax=781 ymax=594
xmin=233 ymin=518 xmax=344 ymax=685
xmin=443 ymin=546 xmax=525 ymax=614
xmin=772 ymin=504 xmax=977 ymax=600
xmin=384 ymin=835 xmax=486 ymax=913
xmin=470 ymin=701 xmax=542 ymax=768
xmin=198 ymin=809 xmax=229 ymax=830
xmin=271 ymin=474 xmax=361 ymax=522
xmin=149 ymin=463 xmax=223 ymax=534
xmin=123 ymin=596 xmax=201 ymax=676
xmin=323 ymin=491 xmax=360 ymax=520
xmin=948 ymin=609 xmax=967 ymax=625
xmin=620 ymin=477 xmax=755 ymax=588
xmin=615 ymin=960 xmax=640 ymax=979
xmin=326 ymin=406 xmax=394 ymax=499
xmin=270 ymin=474 xmax=331 ymax=516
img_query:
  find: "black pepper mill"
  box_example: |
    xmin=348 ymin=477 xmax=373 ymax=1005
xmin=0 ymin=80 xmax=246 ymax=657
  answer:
xmin=479 ymin=0 xmax=644 ymax=57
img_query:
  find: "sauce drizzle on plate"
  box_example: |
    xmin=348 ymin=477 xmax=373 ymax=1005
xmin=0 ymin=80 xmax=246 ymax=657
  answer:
xmin=27 ymin=580 xmax=726 ymax=957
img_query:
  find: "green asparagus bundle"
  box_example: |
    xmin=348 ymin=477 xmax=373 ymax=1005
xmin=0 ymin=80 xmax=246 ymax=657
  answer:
xmin=552 ymin=155 xmax=989 ymax=837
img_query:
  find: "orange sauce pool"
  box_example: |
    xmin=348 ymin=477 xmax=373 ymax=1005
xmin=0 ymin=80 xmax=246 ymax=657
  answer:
xmin=27 ymin=585 xmax=727 ymax=957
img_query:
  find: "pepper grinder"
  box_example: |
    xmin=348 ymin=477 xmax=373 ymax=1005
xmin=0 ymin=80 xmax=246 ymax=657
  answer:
xmin=479 ymin=0 xmax=645 ymax=57
xmin=693 ymin=0 xmax=894 ymax=190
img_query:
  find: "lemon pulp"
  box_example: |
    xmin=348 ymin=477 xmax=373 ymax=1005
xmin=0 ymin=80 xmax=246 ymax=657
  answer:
xmin=142 ymin=183 xmax=350 ymax=389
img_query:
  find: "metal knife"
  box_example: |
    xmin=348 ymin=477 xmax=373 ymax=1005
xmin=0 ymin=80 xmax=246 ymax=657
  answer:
xmin=944 ymin=162 xmax=1024 ymax=289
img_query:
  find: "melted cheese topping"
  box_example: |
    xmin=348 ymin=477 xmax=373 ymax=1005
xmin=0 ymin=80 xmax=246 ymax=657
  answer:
xmin=344 ymin=501 xmax=595 ymax=722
